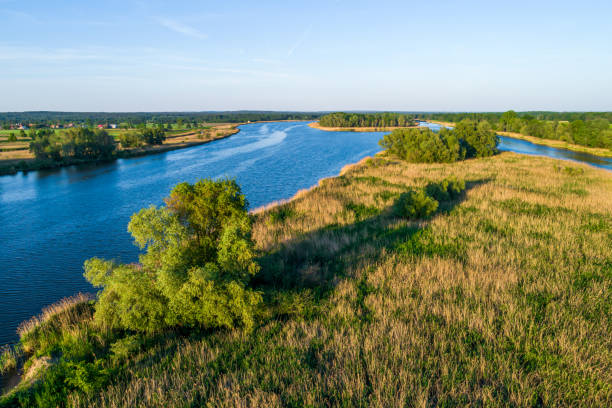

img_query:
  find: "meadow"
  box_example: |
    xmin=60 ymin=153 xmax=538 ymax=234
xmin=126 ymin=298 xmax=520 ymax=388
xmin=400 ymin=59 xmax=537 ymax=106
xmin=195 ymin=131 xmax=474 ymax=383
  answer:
xmin=2 ymin=150 xmax=610 ymax=407
xmin=0 ymin=124 xmax=239 ymax=175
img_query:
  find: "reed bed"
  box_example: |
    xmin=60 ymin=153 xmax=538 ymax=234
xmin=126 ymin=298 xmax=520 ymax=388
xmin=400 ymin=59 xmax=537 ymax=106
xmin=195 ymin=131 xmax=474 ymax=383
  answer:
xmin=5 ymin=152 xmax=612 ymax=407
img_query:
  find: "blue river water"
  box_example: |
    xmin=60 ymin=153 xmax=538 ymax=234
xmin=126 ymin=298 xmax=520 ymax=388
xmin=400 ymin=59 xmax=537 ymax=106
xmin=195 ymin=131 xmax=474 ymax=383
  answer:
xmin=0 ymin=121 xmax=385 ymax=344
xmin=0 ymin=120 xmax=610 ymax=345
xmin=420 ymin=121 xmax=612 ymax=171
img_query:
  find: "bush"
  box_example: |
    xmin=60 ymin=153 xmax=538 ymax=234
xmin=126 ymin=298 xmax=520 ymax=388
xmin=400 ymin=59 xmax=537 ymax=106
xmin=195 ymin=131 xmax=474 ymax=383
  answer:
xmin=380 ymin=128 xmax=464 ymax=163
xmin=425 ymin=177 xmax=466 ymax=202
xmin=379 ymin=119 xmax=498 ymax=163
xmin=396 ymin=190 xmax=439 ymax=219
xmin=119 ymin=132 xmax=144 ymax=148
xmin=0 ymin=346 xmax=19 ymax=374
xmin=110 ymin=335 xmax=142 ymax=361
xmin=84 ymin=179 xmax=262 ymax=333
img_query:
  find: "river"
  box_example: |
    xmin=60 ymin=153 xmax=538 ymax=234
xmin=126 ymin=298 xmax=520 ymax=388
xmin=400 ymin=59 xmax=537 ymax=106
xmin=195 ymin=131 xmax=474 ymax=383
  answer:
xmin=420 ymin=121 xmax=612 ymax=171
xmin=1 ymin=120 xmax=611 ymax=345
xmin=0 ymin=121 xmax=385 ymax=344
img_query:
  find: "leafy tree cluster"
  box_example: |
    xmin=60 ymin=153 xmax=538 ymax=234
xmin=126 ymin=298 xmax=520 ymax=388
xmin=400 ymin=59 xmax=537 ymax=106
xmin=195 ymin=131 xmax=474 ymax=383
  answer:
xmin=319 ymin=112 xmax=415 ymax=128
xmin=497 ymin=110 xmax=612 ymax=149
xmin=29 ymin=128 xmax=115 ymax=161
xmin=0 ymin=111 xmax=321 ymax=128
xmin=84 ymin=179 xmax=262 ymax=333
xmin=417 ymin=110 xmax=612 ymax=149
xmin=119 ymin=128 xmax=166 ymax=148
xmin=380 ymin=119 xmax=498 ymax=163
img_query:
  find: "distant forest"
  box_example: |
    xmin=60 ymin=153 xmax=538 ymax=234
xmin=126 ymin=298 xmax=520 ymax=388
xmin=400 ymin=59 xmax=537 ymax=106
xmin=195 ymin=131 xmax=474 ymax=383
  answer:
xmin=416 ymin=111 xmax=612 ymax=150
xmin=319 ymin=112 xmax=415 ymax=128
xmin=0 ymin=111 xmax=321 ymax=127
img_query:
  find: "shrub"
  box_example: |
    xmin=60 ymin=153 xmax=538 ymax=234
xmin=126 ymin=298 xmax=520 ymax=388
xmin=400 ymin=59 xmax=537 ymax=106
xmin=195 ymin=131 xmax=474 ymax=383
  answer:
xmin=267 ymin=206 xmax=297 ymax=225
xmin=380 ymin=128 xmax=464 ymax=163
xmin=425 ymin=177 xmax=466 ymax=202
xmin=84 ymin=179 xmax=262 ymax=333
xmin=119 ymin=132 xmax=144 ymax=148
xmin=396 ymin=190 xmax=439 ymax=219
xmin=110 ymin=335 xmax=143 ymax=361
xmin=0 ymin=346 xmax=19 ymax=374
xmin=380 ymin=119 xmax=498 ymax=163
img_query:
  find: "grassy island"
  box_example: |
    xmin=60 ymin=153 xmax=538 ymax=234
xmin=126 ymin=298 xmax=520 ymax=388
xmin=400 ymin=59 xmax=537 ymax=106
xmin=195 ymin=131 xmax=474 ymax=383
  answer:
xmin=2 ymin=148 xmax=611 ymax=406
xmin=312 ymin=112 xmax=417 ymax=132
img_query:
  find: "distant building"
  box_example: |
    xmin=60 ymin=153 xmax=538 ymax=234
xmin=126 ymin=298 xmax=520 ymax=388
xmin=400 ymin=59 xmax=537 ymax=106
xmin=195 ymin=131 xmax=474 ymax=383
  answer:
xmin=97 ymin=124 xmax=105 ymax=129
xmin=109 ymin=124 xmax=118 ymax=129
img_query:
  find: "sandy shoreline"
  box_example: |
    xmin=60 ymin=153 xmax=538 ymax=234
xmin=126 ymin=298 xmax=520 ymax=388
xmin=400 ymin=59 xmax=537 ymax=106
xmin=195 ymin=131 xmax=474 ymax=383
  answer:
xmin=308 ymin=121 xmax=419 ymax=132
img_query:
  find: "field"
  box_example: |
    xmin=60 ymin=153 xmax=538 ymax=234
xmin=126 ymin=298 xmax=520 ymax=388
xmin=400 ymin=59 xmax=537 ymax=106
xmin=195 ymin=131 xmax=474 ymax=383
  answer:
xmin=3 ymin=151 xmax=610 ymax=407
xmin=0 ymin=124 xmax=239 ymax=174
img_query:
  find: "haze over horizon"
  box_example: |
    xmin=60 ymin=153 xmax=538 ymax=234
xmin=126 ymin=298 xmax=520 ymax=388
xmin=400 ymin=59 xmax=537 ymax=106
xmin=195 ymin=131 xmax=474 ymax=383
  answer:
xmin=1 ymin=0 xmax=611 ymax=112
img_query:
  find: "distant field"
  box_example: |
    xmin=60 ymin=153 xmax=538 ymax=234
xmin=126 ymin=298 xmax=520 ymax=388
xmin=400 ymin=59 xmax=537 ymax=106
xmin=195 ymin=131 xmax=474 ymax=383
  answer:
xmin=0 ymin=124 xmax=239 ymax=174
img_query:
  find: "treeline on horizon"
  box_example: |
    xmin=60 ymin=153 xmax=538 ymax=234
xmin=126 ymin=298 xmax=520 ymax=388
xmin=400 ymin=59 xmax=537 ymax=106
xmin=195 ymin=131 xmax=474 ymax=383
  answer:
xmin=319 ymin=112 xmax=415 ymax=128
xmin=0 ymin=111 xmax=321 ymax=127
xmin=417 ymin=111 xmax=612 ymax=150
xmin=28 ymin=127 xmax=166 ymax=162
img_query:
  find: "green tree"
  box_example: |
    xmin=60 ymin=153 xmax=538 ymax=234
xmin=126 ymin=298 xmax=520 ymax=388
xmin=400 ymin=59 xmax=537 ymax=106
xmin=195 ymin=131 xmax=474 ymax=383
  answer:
xmin=84 ymin=179 xmax=262 ymax=333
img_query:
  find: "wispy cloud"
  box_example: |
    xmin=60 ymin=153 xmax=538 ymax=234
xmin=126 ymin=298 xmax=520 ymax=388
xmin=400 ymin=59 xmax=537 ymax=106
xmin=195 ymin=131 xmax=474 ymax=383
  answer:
xmin=0 ymin=8 xmax=36 ymax=21
xmin=287 ymin=24 xmax=313 ymax=57
xmin=157 ymin=18 xmax=208 ymax=40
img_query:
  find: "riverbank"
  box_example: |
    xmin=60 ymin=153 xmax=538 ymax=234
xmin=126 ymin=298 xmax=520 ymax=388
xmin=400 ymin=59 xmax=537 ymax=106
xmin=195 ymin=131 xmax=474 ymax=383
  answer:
xmin=3 ymin=151 xmax=611 ymax=406
xmin=0 ymin=124 xmax=240 ymax=176
xmin=308 ymin=121 xmax=419 ymax=132
xmin=426 ymin=120 xmax=612 ymax=158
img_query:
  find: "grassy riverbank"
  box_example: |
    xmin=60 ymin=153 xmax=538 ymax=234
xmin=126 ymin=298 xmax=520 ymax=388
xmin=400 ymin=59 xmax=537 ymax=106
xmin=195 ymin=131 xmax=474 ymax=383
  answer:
xmin=2 ymin=151 xmax=611 ymax=406
xmin=308 ymin=121 xmax=419 ymax=132
xmin=0 ymin=124 xmax=240 ymax=176
xmin=427 ymin=120 xmax=612 ymax=158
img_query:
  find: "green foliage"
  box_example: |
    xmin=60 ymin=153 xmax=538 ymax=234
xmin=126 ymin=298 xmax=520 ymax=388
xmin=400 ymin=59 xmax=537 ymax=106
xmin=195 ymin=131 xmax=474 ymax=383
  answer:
xmin=419 ymin=110 xmax=612 ymax=150
xmin=118 ymin=131 xmax=143 ymax=148
xmin=379 ymin=119 xmax=498 ymax=163
xmin=344 ymin=202 xmax=380 ymax=222
xmin=380 ymin=127 xmax=464 ymax=163
xmin=110 ymin=335 xmax=142 ymax=361
xmin=267 ymin=206 xmax=297 ymax=225
xmin=0 ymin=346 xmax=19 ymax=374
xmin=453 ymin=120 xmax=499 ymax=158
xmin=396 ymin=190 xmax=439 ymax=219
xmin=319 ymin=112 xmax=415 ymax=128
xmin=29 ymin=128 xmax=116 ymax=161
xmin=84 ymin=179 xmax=262 ymax=333
xmin=139 ymin=128 xmax=166 ymax=145
xmin=425 ymin=177 xmax=466 ymax=202
xmin=7 ymin=133 xmax=17 ymax=142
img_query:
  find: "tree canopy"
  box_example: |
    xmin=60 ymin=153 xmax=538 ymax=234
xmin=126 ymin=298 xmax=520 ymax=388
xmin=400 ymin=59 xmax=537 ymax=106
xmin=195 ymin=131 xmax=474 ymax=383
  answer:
xmin=29 ymin=128 xmax=116 ymax=161
xmin=84 ymin=179 xmax=262 ymax=332
xmin=319 ymin=112 xmax=415 ymax=128
xmin=380 ymin=119 xmax=498 ymax=163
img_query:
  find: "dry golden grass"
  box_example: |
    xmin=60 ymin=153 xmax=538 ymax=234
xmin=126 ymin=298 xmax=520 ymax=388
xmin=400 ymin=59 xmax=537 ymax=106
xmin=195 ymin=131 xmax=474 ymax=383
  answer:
xmin=17 ymin=293 xmax=93 ymax=346
xmin=21 ymin=153 xmax=612 ymax=406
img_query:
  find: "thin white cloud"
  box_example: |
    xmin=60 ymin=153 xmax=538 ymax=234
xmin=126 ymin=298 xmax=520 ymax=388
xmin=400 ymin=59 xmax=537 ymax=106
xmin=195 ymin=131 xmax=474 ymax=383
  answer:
xmin=287 ymin=24 xmax=312 ymax=57
xmin=157 ymin=18 xmax=208 ymax=40
xmin=0 ymin=8 xmax=36 ymax=21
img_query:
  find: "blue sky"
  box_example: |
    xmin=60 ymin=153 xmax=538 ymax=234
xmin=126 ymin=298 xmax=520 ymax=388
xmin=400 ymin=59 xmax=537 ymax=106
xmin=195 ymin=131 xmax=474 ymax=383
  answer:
xmin=1 ymin=0 xmax=611 ymax=111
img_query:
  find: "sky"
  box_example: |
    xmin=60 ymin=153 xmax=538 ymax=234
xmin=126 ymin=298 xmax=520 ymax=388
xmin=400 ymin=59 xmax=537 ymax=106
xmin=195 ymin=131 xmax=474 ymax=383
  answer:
xmin=0 ymin=0 xmax=611 ymax=112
